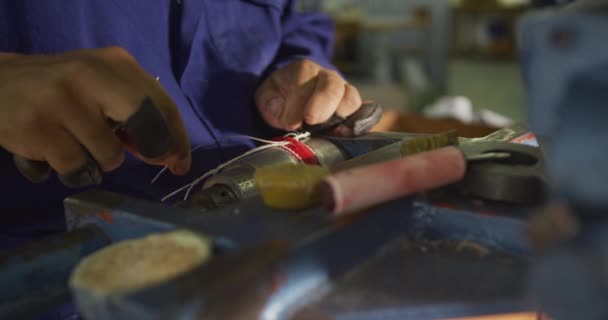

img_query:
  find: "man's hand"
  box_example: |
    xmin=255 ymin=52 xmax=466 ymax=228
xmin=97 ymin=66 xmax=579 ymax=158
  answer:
xmin=255 ymin=59 xmax=362 ymax=134
xmin=0 ymin=47 xmax=191 ymax=186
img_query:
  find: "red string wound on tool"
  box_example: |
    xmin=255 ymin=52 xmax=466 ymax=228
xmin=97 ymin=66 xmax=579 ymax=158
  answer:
xmin=272 ymin=137 xmax=320 ymax=165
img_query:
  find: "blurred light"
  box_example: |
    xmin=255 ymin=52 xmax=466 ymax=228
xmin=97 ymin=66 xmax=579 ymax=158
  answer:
xmin=261 ymin=259 xmax=329 ymax=320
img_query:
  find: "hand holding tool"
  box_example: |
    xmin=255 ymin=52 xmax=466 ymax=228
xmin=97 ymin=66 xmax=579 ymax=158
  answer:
xmin=13 ymin=97 xmax=173 ymax=188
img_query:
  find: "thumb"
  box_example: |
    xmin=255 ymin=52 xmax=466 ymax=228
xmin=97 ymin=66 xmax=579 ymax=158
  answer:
xmin=255 ymin=79 xmax=286 ymax=129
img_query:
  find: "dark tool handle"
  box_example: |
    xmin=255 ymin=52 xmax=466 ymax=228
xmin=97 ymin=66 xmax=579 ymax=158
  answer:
xmin=343 ymin=102 xmax=383 ymax=136
xmin=303 ymin=102 xmax=383 ymax=136
xmin=13 ymin=97 xmax=173 ymax=187
xmin=302 ymin=114 xmax=346 ymax=135
xmin=119 ymin=96 xmax=173 ymax=159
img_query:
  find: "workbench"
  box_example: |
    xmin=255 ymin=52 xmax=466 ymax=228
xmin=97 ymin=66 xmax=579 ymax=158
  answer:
xmin=0 ymin=185 xmax=535 ymax=319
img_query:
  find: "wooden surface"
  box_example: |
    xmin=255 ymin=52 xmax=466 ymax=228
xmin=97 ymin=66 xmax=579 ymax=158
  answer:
xmin=372 ymin=110 xmax=499 ymax=138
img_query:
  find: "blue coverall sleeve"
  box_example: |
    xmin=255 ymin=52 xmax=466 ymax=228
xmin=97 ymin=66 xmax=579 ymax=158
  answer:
xmin=269 ymin=1 xmax=336 ymax=72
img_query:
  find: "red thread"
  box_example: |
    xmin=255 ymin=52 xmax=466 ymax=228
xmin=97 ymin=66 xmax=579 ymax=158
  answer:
xmin=272 ymin=137 xmax=320 ymax=165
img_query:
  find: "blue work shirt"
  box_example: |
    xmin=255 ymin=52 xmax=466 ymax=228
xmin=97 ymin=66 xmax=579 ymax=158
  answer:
xmin=0 ymin=0 xmax=334 ymax=249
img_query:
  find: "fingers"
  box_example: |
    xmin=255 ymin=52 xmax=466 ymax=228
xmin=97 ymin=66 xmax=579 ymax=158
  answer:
xmin=41 ymin=127 xmax=103 ymax=187
xmin=303 ymin=70 xmax=345 ymax=125
xmin=335 ymin=83 xmax=362 ymax=118
xmin=255 ymin=79 xmax=285 ymax=129
xmin=281 ymin=77 xmax=316 ymax=131
xmin=7 ymin=120 xmax=90 ymax=179
xmin=328 ymin=84 xmax=364 ymax=137
xmin=101 ymin=47 xmax=191 ymax=175
xmin=13 ymin=156 xmax=52 ymax=183
xmin=28 ymin=123 xmax=98 ymax=187
xmin=60 ymin=47 xmax=191 ymax=175
xmin=40 ymin=127 xmax=88 ymax=176
xmin=276 ymin=60 xmax=319 ymax=131
xmin=61 ymin=102 xmax=124 ymax=172
xmin=256 ymin=59 xmax=364 ymax=134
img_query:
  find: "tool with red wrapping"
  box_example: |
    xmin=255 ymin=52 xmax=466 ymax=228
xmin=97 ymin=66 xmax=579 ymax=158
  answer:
xmin=253 ymin=131 xmax=461 ymax=211
xmin=252 ymin=125 xmax=544 ymax=213
xmin=183 ymin=102 xmax=387 ymax=210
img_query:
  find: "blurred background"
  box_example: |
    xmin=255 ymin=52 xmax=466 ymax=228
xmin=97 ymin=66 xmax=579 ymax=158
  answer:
xmin=298 ymin=0 xmax=541 ymax=127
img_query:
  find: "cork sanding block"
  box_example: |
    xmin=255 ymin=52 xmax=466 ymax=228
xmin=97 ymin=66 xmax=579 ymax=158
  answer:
xmin=69 ymin=230 xmax=212 ymax=319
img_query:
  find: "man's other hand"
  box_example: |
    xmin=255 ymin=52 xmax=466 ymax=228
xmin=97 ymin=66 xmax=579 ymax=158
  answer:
xmin=255 ymin=59 xmax=362 ymax=135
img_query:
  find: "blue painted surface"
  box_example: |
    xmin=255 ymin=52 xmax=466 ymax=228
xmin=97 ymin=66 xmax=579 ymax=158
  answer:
xmin=1 ymin=189 xmax=530 ymax=319
xmin=410 ymin=201 xmax=529 ymax=255
xmin=0 ymin=226 xmax=110 ymax=319
xmin=66 ymin=211 xmax=175 ymax=245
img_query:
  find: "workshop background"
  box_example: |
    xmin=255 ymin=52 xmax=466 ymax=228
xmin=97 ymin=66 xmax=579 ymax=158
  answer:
xmin=299 ymin=0 xmax=531 ymax=124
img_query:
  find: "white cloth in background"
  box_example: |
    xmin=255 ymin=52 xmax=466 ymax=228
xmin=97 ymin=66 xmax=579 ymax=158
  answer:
xmin=422 ymin=96 xmax=515 ymax=127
